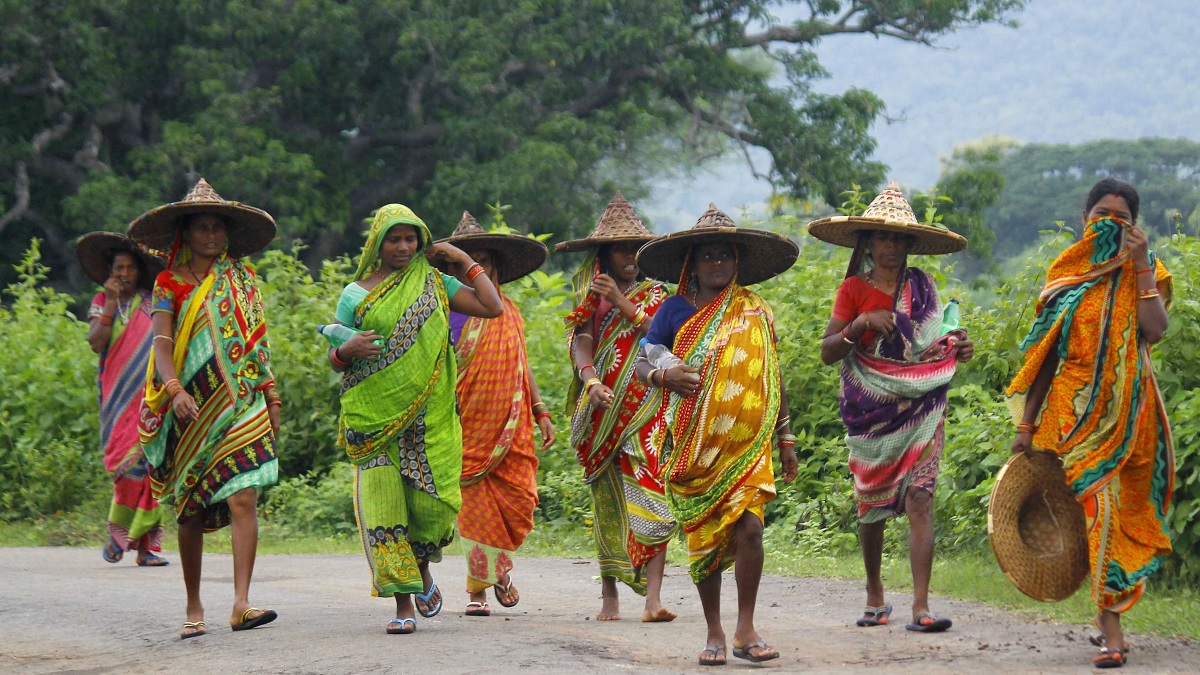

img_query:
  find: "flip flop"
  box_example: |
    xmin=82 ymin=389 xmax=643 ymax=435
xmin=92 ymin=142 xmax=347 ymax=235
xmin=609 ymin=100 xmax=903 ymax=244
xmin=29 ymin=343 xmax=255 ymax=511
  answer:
xmin=137 ymin=553 xmax=170 ymax=567
xmin=415 ymin=582 xmax=442 ymax=618
xmin=905 ymin=612 xmax=952 ymax=633
xmin=493 ymin=576 xmax=519 ymax=608
xmin=465 ymin=601 xmax=491 ymax=617
xmin=732 ymin=641 xmax=779 ymax=663
xmin=698 ymin=644 xmax=726 ymax=666
xmin=231 ymin=607 xmax=278 ymax=632
xmin=856 ymin=603 xmax=892 ymax=627
xmin=1093 ymin=647 xmax=1126 ymax=669
xmin=180 ymin=621 xmax=206 ymax=640
xmin=386 ymin=617 xmax=417 ymax=634
xmin=102 ymin=537 xmax=123 ymax=564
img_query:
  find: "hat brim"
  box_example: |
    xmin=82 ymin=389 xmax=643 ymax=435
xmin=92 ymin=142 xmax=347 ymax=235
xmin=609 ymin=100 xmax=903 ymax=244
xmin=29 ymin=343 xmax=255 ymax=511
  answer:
xmin=987 ymin=451 xmax=1089 ymax=602
xmin=635 ymin=228 xmax=799 ymax=286
xmin=807 ymin=215 xmax=967 ymax=255
xmin=128 ymin=201 xmax=277 ymax=259
xmin=435 ymin=233 xmax=549 ymax=285
xmin=554 ymin=235 xmax=654 ymax=253
xmin=75 ymin=232 xmax=166 ymax=290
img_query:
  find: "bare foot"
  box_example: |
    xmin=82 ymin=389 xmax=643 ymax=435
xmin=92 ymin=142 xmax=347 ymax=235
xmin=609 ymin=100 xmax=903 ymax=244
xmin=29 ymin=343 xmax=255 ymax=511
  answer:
xmin=596 ymin=577 xmax=620 ymax=621
xmin=642 ymin=606 xmax=677 ymax=623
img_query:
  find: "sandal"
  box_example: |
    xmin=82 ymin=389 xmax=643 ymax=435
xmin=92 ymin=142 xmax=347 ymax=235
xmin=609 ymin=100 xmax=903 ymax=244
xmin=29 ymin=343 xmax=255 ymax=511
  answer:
xmin=180 ymin=621 xmax=206 ymax=640
xmin=465 ymin=601 xmax=491 ymax=617
xmin=856 ymin=603 xmax=892 ymax=627
xmin=1093 ymin=647 xmax=1126 ymax=669
xmin=137 ymin=553 xmax=170 ymax=567
xmin=493 ymin=576 xmax=519 ymax=608
xmin=732 ymin=641 xmax=779 ymax=663
xmin=386 ymin=617 xmax=416 ymax=634
xmin=415 ymin=582 xmax=442 ymax=618
xmin=102 ymin=537 xmax=123 ymax=564
xmin=698 ymin=644 xmax=726 ymax=666
xmin=231 ymin=607 xmax=278 ymax=632
xmin=905 ymin=611 xmax=952 ymax=633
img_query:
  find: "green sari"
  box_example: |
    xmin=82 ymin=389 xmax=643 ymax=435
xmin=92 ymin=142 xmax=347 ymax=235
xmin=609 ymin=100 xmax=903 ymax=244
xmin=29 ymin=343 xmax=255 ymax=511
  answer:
xmin=338 ymin=204 xmax=462 ymax=597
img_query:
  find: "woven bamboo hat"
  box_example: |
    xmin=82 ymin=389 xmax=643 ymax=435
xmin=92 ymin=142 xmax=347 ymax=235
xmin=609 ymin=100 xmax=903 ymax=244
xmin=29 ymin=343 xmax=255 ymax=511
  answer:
xmin=636 ymin=203 xmax=798 ymax=286
xmin=987 ymin=451 xmax=1088 ymax=602
xmin=128 ymin=178 xmax=277 ymax=259
xmin=554 ymin=191 xmax=656 ymax=253
xmin=434 ymin=211 xmax=548 ymax=284
xmin=807 ymin=181 xmax=967 ymax=255
xmin=75 ymin=231 xmax=165 ymax=291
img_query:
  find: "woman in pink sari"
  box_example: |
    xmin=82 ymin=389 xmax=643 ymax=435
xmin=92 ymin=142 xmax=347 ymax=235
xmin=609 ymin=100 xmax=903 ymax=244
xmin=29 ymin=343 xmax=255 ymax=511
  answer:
xmin=78 ymin=232 xmax=168 ymax=566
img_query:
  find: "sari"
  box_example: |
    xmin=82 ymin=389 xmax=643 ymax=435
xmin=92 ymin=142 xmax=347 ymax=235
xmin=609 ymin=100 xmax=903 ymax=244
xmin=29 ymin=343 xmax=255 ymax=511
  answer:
xmin=654 ymin=274 xmax=779 ymax=584
xmin=566 ymin=252 xmax=674 ymax=588
xmin=140 ymin=249 xmax=278 ymax=531
xmin=838 ymin=268 xmax=964 ymax=523
xmin=1006 ymin=217 xmax=1174 ymax=613
xmin=455 ymin=297 xmax=539 ymax=592
xmin=90 ymin=290 xmax=163 ymax=551
xmin=338 ymin=204 xmax=461 ymax=597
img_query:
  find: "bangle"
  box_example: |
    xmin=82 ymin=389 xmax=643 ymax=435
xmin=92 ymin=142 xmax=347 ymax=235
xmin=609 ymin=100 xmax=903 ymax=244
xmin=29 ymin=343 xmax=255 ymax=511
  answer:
xmin=264 ymin=389 xmax=282 ymax=408
xmin=165 ymin=378 xmax=183 ymax=398
xmin=466 ymin=263 xmax=485 ymax=282
xmin=532 ymin=401 xmax=549 ymax=415
xmin=330 ymin=347 xmax=350 ymax=369
xmin=153 ymin=335 xmax=174 ymax=344
xmin=535 ymin=411 xmax=552 ymax=423
xmin=630 ymin=308 xmax=648 ymax=326
xmin=1016 ymin=422 xmax=1037 ymax=434
xmin=775 ymin=416 xmax=792 ymax=431
xmin=777 ymin=433 xmax=797 ymax=443
xmin=578 ymin=364 xmax=596 ymax=379
xmin=840 ymin=327 xmax=855 ymax=345
xmin=98 ymin=314 xmax=113 ymax=326
xmin=1136 ymin=267 xmax=1154 ymax=275
xmin=584 ymin=377 xmax=602 ymax=392
xmin=648 ymin=368 xmax=662 ymax=387
xmin=1138 ymin=289 xmax=1160 ymax=300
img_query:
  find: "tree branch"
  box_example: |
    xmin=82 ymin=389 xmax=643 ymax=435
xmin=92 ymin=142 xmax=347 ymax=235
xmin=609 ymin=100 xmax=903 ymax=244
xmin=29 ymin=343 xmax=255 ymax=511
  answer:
xmin=0 ymin=163 xmax=30 ymax=234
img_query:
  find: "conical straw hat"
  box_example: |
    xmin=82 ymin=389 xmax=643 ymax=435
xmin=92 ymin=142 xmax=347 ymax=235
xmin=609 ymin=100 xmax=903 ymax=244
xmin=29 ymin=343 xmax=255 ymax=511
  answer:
xmin=74 ymin=231 xmax=165 ymax=291
xmin=806 ymin=181 xmax=967 ymax=255
xmin=434 ymin=211 xmax=547 ymax=284
xmin=636 ymin=203 xmax=798 ymax=286
xmin=128 ymin=178 xmax=277 ymax=259
xmin=987 ymin=451 xmax=1089 ymax=602
xmin=554 ymin=191 xmax=655 ymax=252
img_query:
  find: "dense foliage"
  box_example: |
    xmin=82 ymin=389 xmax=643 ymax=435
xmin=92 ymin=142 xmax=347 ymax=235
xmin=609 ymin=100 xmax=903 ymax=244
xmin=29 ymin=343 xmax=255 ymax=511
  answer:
xmin=3 ymin=220 xmax=1197 ymax=581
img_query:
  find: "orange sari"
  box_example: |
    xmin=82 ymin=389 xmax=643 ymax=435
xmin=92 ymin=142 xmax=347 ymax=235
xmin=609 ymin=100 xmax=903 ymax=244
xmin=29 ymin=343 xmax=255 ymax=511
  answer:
xmin=455 ymin=296 xmax=539 ymax=592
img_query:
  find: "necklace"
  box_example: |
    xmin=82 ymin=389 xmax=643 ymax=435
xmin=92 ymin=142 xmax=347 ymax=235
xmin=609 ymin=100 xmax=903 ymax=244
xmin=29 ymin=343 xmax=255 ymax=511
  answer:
xmin=187 ymin=257 xmax=208 ymax=285
xmin=115 ymin=296 xmax=133 ymax=324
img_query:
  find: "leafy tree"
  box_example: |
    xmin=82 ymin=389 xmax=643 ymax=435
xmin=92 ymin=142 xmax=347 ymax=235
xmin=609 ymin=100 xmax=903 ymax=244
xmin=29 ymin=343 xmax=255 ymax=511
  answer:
xmin=2 ymin=0 xmax=1023 ymax=290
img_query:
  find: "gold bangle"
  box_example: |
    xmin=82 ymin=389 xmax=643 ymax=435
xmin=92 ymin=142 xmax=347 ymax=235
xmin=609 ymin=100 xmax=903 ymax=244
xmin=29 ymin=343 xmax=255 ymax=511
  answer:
xmin=1016 ymin=422 xmax=1037 ymax=434
xmin=532 ymin=402 xmax=549 ymax=415
xmin=584 ymin=377 xmax=602 ymax=392
xmin=1138 ymin=289 xmax=1160 ymax=300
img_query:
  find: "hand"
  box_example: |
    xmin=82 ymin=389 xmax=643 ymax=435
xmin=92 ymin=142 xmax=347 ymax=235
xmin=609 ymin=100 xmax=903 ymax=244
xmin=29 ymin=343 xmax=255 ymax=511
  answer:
xmin=589 ymin=274 xmax=624 ymax=304
xmin=172 ymin=391 xmax=199 ymax=424
xmin=268 ymin=403 xmax=281 ymax=438
xmin=1012 ymin=431 xmax=1033 ymax=456
xmin=1125 ymin=226 xmax=1152 ymax=269
xmin=955 ymin=337 xmax=975 ymax=362
xmin=588 ymin=382 xmax=616 ymax=410
xmin=662 ymin=365 xmax=701 ymax=397
xmin=339 ymin=330 xmax=383 ymax=360
xmin=854 ymin=309 xmax=896 ymax=338
xmin=102 ymin=276 xmax=124 ymax=301
xmin=536 ymin=416 xmax=556 ymax=451
xmin=778 ymin=445 xmax=798 ymax=483
xmin=424 ymin=242 xmax=474 ymax=275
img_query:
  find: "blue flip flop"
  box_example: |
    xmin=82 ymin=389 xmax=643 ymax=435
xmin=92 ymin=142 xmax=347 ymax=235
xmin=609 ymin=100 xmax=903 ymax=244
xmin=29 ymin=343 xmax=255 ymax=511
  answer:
xmin=415 ymin=582 xmax=442 ymax=618
xmin=386 ymin=617 xmax=416 ymax=634
xmin=102 ymin=537 xmax=123 ymax=564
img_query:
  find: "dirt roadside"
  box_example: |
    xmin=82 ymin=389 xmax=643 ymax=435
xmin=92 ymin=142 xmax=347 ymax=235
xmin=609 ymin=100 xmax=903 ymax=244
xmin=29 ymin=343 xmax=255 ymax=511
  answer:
xmin=1 ymin=547 xmax=1197 ymax=673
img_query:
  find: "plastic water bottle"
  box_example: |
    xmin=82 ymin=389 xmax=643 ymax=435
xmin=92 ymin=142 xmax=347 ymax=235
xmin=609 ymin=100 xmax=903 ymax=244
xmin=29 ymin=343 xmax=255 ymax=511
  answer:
xmin=940 ymin=298 xmax=960 ymax=335
xmin=317 ymin=324 xmax=384 ymax=348
xmin=641 ymin=340 xmax=683 ymax=370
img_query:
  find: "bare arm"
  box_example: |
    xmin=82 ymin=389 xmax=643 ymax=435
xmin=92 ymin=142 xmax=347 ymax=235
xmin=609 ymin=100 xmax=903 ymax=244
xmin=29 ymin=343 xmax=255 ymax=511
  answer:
xmin=429 ymin=243 xmax=502 ymax=318
xmin=1011 ymin=351 xmax=1060 ymax=454
xmin=572 ymin=325 xmax=615 ymax=409
xmin=86 ymin=310 xmax=115 ymax=354
xmin=151 ymin=310 xmax=199 ymax=424
xmin=775 ymin=366 xmax=797 ymax=482
xmin=820 ymin=310 xmax=896 ymax=365
xmin=525 ymin=359 xmax=555 ymax=451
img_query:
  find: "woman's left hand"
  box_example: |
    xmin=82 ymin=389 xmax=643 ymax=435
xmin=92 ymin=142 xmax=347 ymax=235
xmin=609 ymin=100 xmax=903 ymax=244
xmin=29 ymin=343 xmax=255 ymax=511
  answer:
xmin=536 ymin=416 xmax=556 ymax=451
xmin=1125 ymin=226 xmax=1153 ymax=269
xmin=956 ymin=337 xmax=975 ymax=363
xmin=778 ymin=445 xmax=798 ymax=483
xmin=268 ymin=403 xmax=281 ymax=438
xmin=425 ymin=242 xmax=474 ymax=275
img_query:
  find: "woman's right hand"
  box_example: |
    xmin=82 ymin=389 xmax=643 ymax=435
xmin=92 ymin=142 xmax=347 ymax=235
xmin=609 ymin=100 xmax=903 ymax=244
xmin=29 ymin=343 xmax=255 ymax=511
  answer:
xmin=1012 ymin=431 xmax=1034 ymax=455
xmin=338 ymin=330 xmax=383 ymax=360
xmin=172 ymin=391 xmax=199 ymax=424
xmin=588 ymin=382 xmax=615 ymax=410
xmin=854 ymin=310 xmax=896 ymax=338
xmin=663 ymin=365 xmax=701 ymax=397
xmin=102 ymin=276 xmax=124 ymax=301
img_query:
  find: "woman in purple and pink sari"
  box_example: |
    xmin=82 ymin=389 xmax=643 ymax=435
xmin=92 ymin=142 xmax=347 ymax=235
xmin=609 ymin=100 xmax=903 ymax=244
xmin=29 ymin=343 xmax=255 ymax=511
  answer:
xmin=79 ymin=232 xmax=167 ymax=566
xmin=809 ymin=183 xmax=973 ymax=633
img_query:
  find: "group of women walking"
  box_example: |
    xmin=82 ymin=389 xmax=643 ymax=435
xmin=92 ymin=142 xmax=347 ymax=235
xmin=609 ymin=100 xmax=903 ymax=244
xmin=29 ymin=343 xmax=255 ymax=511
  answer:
xmin=78 ymin=175 xmax=1173 ymax=669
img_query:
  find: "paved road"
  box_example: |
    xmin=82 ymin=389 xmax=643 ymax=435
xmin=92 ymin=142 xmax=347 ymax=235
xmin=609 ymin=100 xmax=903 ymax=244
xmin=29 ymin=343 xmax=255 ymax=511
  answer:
xmin=2 ymin=548 xmax=1197 ymax=673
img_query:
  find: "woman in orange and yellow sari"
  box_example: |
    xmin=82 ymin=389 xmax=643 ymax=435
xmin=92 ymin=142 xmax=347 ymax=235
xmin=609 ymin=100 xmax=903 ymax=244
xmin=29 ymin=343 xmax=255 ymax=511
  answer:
xmin=634 ymin=204 xmax=799 ymax=666
xmin=1008 ymin=177 xmax=1174 ymax=669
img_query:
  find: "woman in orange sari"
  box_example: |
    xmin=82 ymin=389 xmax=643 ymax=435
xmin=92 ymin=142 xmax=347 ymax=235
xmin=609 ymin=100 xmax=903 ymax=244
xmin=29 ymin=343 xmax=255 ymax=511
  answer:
xmin=437 ymin=212 xmax=554 ymax=616
xmin=1008 ymin=178 xmax=1173 ymax=669
xmin=635 ymin=204 xmax=799 ymax=666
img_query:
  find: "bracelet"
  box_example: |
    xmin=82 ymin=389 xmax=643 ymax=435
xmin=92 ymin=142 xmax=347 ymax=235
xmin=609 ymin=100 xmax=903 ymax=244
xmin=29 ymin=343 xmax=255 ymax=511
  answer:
xmin=630 ymin=308 xmax=648 ymax=326
xmin=466 ymin=263 xmax=485 ymax=282
xmin=535 ymin=411 xmax=552 ymax=423
xmin=584 ymin=377 xmax=602 ymax=392
xmin=774 ymin=416 xmax=792 ymax=431
xmin=578 ymin=364 xmax=596 ymax=379
xmin=777 ymin=433 xmax=797 ymax=443
xmin=777 ymin=441 xmax=796 ymax=449
xmin=648 ymin=368 xmax=663 ymax=387
xmin=840 ymin=327 xmax=856 ymax=345
xmin=264 ymin=389 xmax=282 ymax=409
xmin=1015 ymin=422 xmax=1037 ymax=434
xmin=165 ymin=378 xmax=184 ymax=398
xmin=153 ymin=335 xmax=174 ymax=344
xmin=330 ymin=346 xmax=350 ymax=369
xmin=532 ymin=401 xmax=549 ymax=415
xmin=98 ymin=314 xmax=113 ymax=326
xmin=574 ymin=333 xmax=594 ymax=342
xmin=1138 ymin=289 xmax=1160 ymax=300
xmin=1136 ymin=267 xmax=1154 ymax=275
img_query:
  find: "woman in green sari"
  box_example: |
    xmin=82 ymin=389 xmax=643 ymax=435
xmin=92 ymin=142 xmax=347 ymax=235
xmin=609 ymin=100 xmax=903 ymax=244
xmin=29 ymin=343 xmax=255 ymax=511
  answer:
xmin=331 ymin=204 xmax=502 ymax=634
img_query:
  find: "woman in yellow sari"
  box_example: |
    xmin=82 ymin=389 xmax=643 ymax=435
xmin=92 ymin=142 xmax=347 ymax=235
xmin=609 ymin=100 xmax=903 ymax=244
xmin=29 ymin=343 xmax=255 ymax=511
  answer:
xmin=635 ymin=204 xmax=799 ymax=666
xmin=1008 ymin=178 xmax=1173 ymax=669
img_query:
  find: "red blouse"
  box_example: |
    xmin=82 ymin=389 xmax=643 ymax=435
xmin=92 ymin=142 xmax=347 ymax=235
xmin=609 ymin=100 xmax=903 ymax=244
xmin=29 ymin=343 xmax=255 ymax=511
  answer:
xmin=832 ymin=275 xmax=894 ymax=347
